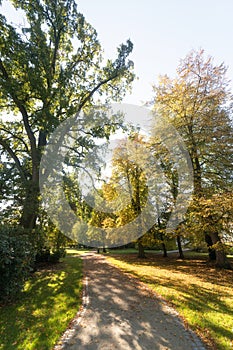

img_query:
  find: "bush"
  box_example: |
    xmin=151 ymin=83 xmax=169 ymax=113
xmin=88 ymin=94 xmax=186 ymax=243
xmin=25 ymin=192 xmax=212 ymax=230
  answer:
xmin=35 ymin=246 xmax=51 ymax=263
xmin=34 ymin=223 xmax=67 ymax=264
xmin=0 ymin=226 xmax=35 ymax=302
xmin=35 ymin=246 xmax=66 ymax=264
xmin=50 ymin=247 xmax=66 ymax=263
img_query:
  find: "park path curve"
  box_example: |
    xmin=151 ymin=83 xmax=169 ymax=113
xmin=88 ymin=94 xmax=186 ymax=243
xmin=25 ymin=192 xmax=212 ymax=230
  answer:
xmin=55 ymin=252 xmax=207 ymax=350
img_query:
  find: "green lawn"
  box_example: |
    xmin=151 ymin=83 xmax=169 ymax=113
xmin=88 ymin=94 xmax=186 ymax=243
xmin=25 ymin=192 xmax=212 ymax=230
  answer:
xmin=106 ymin=248 xmax=166 ymax=255
xmin=107 ymin=251 xmax=233 ymax=350
xmin=0 ymin=250 xmax=83 ymax=350
xmin=1 ymin=248 xmax=232 ymax=349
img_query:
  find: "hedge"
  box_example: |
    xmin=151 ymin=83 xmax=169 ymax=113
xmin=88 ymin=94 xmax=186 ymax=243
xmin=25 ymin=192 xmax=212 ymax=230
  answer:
xmin=0 ymin=226 xmax=35 ymax=302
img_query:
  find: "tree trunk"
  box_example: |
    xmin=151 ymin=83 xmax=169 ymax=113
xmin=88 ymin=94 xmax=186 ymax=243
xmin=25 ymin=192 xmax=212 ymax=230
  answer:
xmin=177 ymin=235 xmax=184 ymax=259
xmin=138 ymin=240 xmax=146 ymax=258
xmin=205 ymin=233 xmax=216 ymax=261
xmin=158 ymin=218 xmax=167 ymax=257
xmin=101 ymin=232 xmax=106 ymax=254
xmin=20 ymin=131 xmax=46 ymax=231
xmin=161 ymin=241 xmax=167 ymax=257
xmin=209 ymin=232 xmax=232 ymax=269
xmin=20 ymin=180 xmax=40 ymax=230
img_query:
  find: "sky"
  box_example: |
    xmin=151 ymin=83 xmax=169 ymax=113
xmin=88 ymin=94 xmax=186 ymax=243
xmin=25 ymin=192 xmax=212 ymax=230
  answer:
xmin=2 ymin=0 xmax=233 ymax=105
xmin=77 ymin=0 xmax=233 ymax=105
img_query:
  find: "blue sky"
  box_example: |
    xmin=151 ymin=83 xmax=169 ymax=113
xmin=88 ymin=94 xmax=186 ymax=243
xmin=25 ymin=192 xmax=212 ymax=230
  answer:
xmin=2 ymin=0 xmax=233 ymax=105
xmin=77 ymin=0 xmax=233 ymax=104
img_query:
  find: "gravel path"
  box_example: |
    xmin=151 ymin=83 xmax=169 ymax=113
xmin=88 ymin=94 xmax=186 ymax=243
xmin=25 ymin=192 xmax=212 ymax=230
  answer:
xmin=55 ymin=253 xmax=207 ymax=350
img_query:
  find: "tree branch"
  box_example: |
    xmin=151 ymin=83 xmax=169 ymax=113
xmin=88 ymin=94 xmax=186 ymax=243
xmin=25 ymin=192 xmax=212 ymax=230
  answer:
xmin=77 ymin=73 xmax=120 ymax=113
xmin=0 ymin=127 xmax=29 ymax=152
xmin=0 ymin=59 xmax=37 ymax=161
xmin=0 ymin=137 xmax=27 ymax=183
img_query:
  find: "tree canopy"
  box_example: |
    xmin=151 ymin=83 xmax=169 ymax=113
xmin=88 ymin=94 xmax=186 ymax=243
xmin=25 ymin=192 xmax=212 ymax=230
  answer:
xmin=0 ymin=3 xmax=232 ymax=272
xmin=151 ymin=49 xmax=233 ymax=268
xmin=0 ymin=0 xmax=134 ymax=232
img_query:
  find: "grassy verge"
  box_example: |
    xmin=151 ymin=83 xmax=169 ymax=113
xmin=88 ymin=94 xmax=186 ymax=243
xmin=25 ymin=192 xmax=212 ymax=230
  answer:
xmin=0 ymin=250 xmax=83 ymax=350
xmin=107 ymin=248 xmax=160 ymax=254
xmin=106 ymin=251 xmax=233 ymax=350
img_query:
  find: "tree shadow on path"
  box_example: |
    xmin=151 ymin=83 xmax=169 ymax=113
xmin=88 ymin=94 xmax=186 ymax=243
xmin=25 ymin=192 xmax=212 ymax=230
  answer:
xmin=61 ymin=253 xmax=206 ymax=350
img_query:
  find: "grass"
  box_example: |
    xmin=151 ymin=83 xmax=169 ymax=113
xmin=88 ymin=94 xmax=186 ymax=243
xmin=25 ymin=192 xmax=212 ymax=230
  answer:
xmin=106 ymin=248 xmax=173 ymax=255
xmin=0 ymin=250 xmax=83 ymax=350
xmin=106 ymin=251 xmax=233 ymax=350
xmin=107 ymin=248 xmax=139 ymax=254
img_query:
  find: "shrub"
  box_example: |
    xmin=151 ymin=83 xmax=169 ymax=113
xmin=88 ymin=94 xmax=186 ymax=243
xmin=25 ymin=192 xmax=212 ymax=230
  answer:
xmin=0 ymin=226 xmax=35 ymax=302
xmin=35 ymin=246 xmax=51 ymax=263
xmin=35 ymin=246 xmax=66 ymax=264
xmin=50 ymin=247 xmax=66 ymax=263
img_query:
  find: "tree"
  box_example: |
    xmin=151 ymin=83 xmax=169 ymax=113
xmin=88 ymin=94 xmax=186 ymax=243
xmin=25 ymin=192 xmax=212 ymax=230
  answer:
xmin=149 ymin=135 xmax=187 ymax=259
xmin=86 ymin=132 xmax=182 ymax=256
xmin=0 ymin=0 xmax=134 ymax=235
xmin=152 ymin=49 xmax=233 ymax=268
xmin=188 ymin=193 xmax=233 ymax=268
xmin=107 ymin=135 xmax=149 ymax=257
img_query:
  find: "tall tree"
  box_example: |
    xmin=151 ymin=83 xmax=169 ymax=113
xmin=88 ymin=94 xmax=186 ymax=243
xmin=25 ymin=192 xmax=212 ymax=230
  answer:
xmin=152 ymin=49 xmax=233 ymax=268
xmin=108 ymin=135 xmax=149 ymax=257
xmin=0 ymin=0 xmax=134 ymax=232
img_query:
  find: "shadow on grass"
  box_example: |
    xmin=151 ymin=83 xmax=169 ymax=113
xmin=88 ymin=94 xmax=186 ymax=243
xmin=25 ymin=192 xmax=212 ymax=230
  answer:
xmin=65 ymin=253 xmax=207 ymax=350
xmin=0 ymin=256 xmax=83 ymax=350
xmin=108 ymin=253 xmax=233 ymax=350
xmin=115 ymin=252 xmax=233 ymax=287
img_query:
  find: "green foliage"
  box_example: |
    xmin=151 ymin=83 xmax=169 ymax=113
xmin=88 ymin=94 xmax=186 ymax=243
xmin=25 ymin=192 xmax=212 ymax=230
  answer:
xmin=35 ymin=246 xmax=66 ymax=264
xmin=0 ymin=226 xmax=35 ymax=302
xmin=49 ymin=247 xmax=66 ymax=263
xmin=188 ymin=193 xmax=233 ymax=238
xmin=0 ymin=0 xmax=134 ymax=232
xmin=88 ymin=135 xmax=150 ymax=249
xmin=0 ymin=251 xmax=83 ymax=349
xmin=152 ymin=49 xmax=233 ymax=195
xmin=151 ymin=49 xmax=233 ymax=266
xmin=34 ymin=221 xmax=68 ymax=263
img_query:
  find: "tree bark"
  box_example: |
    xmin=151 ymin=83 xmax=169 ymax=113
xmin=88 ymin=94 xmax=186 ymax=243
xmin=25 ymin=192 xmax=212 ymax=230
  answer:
xmin=161 ymin=241 xmax=168 ymax=257
xmin=177 ymin=235 xmax=184 ymax=259
xmin=20 ymin=130 xmax=46 ymax=231
xmin=205 ymin=233 xmax=216 ymax=261
xmin=138 ymin=240 xmax=146 ymax=258
xmin=20 ymin=157 xmax=40 ymax=230
xmin=209 ymin=232 xmax=232 ymax=269
xmin=20 ymin=180 xmax=40 ymax=230
xmin=158 ymin=218 xmax=167 ymax=257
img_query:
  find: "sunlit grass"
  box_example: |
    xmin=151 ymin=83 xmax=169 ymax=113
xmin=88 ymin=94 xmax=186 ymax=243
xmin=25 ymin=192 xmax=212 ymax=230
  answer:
xmin=107 ymin=252 xmax=233 ymax=350
xmin=66 ymin=248 xmax=90 ymax=255
xmin=0 ymin=250 xmax=83 ymax=350
xmin=105 ymin=248 xmax=167 ymax=254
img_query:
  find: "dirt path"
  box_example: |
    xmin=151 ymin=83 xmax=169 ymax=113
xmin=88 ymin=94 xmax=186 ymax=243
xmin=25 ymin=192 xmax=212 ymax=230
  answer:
xmin=55 ymin=253 xmax=206 ymax=350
